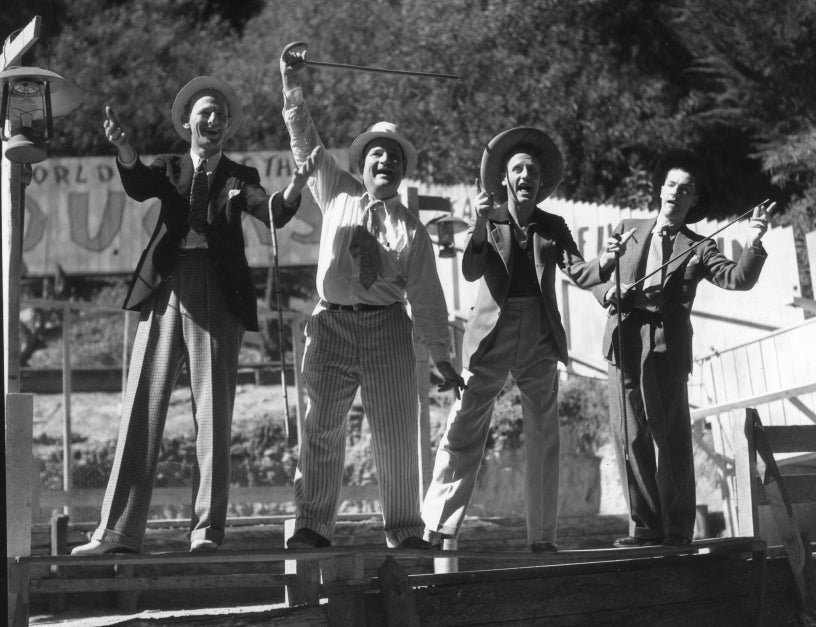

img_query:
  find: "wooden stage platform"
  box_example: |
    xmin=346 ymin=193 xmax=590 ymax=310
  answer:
xmin=13 ymin=536 xmax=812 ymax=626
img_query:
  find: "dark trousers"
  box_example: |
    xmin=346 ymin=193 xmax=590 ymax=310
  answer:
xmin=607 ymin=313 xmax=696 ymax=540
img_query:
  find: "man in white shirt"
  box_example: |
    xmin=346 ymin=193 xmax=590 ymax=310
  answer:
xmin=280 ymin=47 xmax=466 ymax=549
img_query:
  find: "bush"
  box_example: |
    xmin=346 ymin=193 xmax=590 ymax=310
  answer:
xmin=433 ymin=374 xmax=611 ymax=460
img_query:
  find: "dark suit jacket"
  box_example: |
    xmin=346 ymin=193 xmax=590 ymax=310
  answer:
xmin=461 ymin=205 xmax=607 ymax=368
xmin=118 ymin=153 xmax=298 ymax=332
xmin=592 ymin=217 xmax=767 ymax=379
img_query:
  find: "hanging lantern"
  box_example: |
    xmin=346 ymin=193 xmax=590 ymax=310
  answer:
xmin=0 ymin=66 xmax=82 ymax=164
xmin=427 ymin=214 xmax=469 ymax=258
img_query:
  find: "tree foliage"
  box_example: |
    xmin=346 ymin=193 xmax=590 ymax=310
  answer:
xmin=5 ymin=0 xmax=816 ymax=221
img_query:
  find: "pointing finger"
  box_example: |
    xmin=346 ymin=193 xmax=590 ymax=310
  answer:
xmin=105 ymin=106 xmax=121 ymax=126
xmin=620 ymin=228 xmax=637 ymax=244
xmin=475 ymin=178 xmax=482 ymax=194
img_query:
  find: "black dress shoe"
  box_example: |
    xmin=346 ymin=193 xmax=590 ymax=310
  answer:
xmin=287 ymin=528 xmax=331 ymax=549
xmin=397 ymin=536 xmax=432 ymax=549
xmin=662 ymin=534 xmax=692 ymax=547
xmin=530 ymin=540 xmax=559 ymax=553
xmin=613 ymin=536 xmax=663 ymax=548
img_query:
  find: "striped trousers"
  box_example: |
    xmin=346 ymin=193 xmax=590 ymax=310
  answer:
xmin=295 ymin=302 xmax=423 ymax=546
xmin=92 ymin=252 xmax=244 ymax=550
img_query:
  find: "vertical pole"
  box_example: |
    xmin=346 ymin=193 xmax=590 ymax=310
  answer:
xmin=291 ymin=317 xmax=306 ymax=448
xmin=414 ymin=340 xmax=432 ymax=494
xmin=61 ymin=304 xmax=72 ymax=515
xmin=121 ymin=310 xmax=130 ymax=403
xmin=2 ymin=154 xmax=23 ymax=394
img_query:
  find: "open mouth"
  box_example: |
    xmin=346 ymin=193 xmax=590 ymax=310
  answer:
xmin=199 ymin=126 xmax=222 ymax=140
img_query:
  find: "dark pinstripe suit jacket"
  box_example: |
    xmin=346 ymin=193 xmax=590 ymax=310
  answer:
xmin=591 ymin=217 xmax=767 ymax=380
xmin=118 ymin=153 xmax=297 ymax=332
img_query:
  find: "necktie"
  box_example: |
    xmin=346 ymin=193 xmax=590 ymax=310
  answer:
xmin=641 ymin=226 xmax=672 ymax=299
xmin=189 ymin=160 xmax=209 ymax=233
xmin=349 ymin=202 xmax=381 ymax=289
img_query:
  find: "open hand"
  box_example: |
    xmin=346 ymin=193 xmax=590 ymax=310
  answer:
xmin=746 ymin=199 xmax=776 ymax=248
xmin=283 ymin=145 xmax=322 ymax=206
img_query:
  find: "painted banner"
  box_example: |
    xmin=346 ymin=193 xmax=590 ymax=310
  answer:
xmin=21 ymin=153 xmax=803 ymax=362
xmin=20 ymin=150 xmax=341 ymax=275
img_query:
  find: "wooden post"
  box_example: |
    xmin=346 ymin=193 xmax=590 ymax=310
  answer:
xmin=434 ymin=537 xmax=459 ymax=574
xmin=5 ymin=392 xmax=33 ymax=556
xmin=284 ymin=518 xmax=320 ymax=607
xmin=49 ymin=512 xmax=68 ymax=612
xmin=731 ymin=409 xmax=759 ymax=537
xmin=324 ymin=553 xmax=366 ymax=627
xmin=7 ymin=562 xmax=30 ymax=627
xmin=122 ymin=309 xmax=131 ymax=401
xmin=414 ymin=339 xmax=432 ymax=494
xmin=377 ymin=556 xmax=419 ymax=627
xmin=61 ymin=304 xmax=72 ymax=515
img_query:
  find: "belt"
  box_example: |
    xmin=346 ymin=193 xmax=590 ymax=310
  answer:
xmin=320 ymin=300 xmax=395 ymax=312
xmin=178 ymin=248 xmax=209 ymax=257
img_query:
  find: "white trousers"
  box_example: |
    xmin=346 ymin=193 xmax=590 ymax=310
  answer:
xmin=422 ymin=297 xmax=560 ymax=543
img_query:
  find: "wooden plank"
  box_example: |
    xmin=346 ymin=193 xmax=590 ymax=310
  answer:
xmin=690 ymin=382 xmax=816 ymax=422
xmin=30 ymin=573 xmax=288 ymax=594
xmin=17 ymin=536 xmax=760 ymax=569
xmin=365 ymin=552 xmax=761 ymax=626
xmin=17 ymin=536 xmax=759 ymax=568
xmin=753 ymin=475 xmax=816 ymax=506
xmin=764 ymin=425 xmax=816 ymax=453
xmin=37 ymin=483 xmax=381 ymax=509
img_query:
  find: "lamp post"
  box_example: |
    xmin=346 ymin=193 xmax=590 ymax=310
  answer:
xmin=1 ymin=27 xmax=82 ymax=624
xmin=0 ymin=66 xmax=83 ymax=164
xmin=426 ymin=214 xmax=469 ymax=259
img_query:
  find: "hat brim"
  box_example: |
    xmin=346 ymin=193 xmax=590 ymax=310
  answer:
xmin=348 ymin=130 xmax=418 ymax=175
xmin=480 ymin=127 xmax=563 ymax=203
xmin=651 ymin=149 xmax=713 ymax=224
xmin=172 ymin=76 xmax=242 ymax=142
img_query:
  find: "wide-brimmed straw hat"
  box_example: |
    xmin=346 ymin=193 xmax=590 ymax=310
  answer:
xmin=651 ymin=149 xmax=713 ymax=224
xmin=480 ymin=127 xmax=563 ymax=203
xmin=171 ymin=76 xmax=242 ymax=142
xmin=348 ymin=121 xmax=418 ymax=174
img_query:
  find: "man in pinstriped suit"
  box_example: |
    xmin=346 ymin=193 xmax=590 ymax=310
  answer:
xmin=593 ymin=150 xmax=772 ymax=548
xmin=72 ymin=77 xmax=320 ymax=555
xmin=280 ymin=47 xmax=466 ymax=550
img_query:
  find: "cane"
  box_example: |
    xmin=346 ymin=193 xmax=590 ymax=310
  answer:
xmin=629 ymin=199 xmax=775 ymax=291
xmin=613 ymin=249 xmax=630 ymax=466
xmin=268 ymin=198 xmax=291 ymax=440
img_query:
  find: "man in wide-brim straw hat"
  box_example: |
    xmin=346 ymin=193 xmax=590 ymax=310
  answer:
xmin=421 ymin=127 xmax=627 ymax=552
xmin=592 ymin=149 xmax=774 ymax=548
xmin=279 ymin=45 xmax=466 ymax=551
xmin=73 ymin=77 xmax=320 ymax=555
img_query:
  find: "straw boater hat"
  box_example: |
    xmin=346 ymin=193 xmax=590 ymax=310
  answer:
xmin=171 ymin=76 xmax=243 ymax=142
xmin=348 ymin=121 xmax=418 ymax=175
xmin=651 ymin=149 xmax=713 ymax=224
xmin=480 ymin=127 xmax=563 ymax=203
